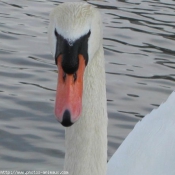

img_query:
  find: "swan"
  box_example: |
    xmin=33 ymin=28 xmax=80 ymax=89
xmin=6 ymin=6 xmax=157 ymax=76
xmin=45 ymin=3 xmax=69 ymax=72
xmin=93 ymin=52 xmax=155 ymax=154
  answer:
xmin=48 ymin=2 xmax=175 ymax=175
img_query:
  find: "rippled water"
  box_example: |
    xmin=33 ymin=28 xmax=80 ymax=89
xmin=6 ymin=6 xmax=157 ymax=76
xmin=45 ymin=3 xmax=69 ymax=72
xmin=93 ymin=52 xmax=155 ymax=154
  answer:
xmin=0 ymin=0 xmax=175 ymax=171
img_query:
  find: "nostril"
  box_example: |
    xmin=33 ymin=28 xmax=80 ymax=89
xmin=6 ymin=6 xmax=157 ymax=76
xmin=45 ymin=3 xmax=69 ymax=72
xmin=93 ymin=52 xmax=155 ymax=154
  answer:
xmin=61 ymin=110 xmax=73 ymax=127
xmin=73 ymin=72 xmax=77 ymax=82
xmin=63 ymin=72 xmax=66 ymax=81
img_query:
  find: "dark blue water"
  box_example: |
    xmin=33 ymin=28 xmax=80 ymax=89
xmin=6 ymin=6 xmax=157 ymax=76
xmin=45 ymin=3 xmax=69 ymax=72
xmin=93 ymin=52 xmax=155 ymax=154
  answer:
xmin=0 ymin=0 xmax=175 ymax=171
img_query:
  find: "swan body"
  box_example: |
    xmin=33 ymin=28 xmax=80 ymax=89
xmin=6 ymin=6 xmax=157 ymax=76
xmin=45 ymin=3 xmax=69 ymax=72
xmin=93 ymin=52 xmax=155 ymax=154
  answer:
xmin=48 ymin=2 xmax=175 ymax=175
xmin=107 ymin=91 xmax=175 ymax=175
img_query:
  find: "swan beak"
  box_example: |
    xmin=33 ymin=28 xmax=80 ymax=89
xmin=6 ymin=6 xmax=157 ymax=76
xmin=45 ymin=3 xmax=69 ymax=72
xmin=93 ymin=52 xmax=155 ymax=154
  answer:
xmin=55 ymin=54 xmax=85 ymax=127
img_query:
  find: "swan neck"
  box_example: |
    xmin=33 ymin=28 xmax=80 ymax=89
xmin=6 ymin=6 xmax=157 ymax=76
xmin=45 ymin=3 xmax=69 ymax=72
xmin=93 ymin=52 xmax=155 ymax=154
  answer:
xmin=64 ymin=46 xmax=107 ymax=175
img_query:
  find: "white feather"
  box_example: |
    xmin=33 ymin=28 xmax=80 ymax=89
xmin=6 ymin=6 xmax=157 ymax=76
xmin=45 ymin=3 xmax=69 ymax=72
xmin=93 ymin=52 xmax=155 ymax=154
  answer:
xmin=107 ymin=91 xmax=175 ymax=175
xmin=48 ymin=2 xmax=102 ymax=61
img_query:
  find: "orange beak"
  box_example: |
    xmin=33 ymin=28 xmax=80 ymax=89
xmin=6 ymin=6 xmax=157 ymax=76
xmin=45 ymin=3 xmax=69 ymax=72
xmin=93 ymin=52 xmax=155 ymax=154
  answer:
xmin=55 ymin=54 xmax=85 ymax=126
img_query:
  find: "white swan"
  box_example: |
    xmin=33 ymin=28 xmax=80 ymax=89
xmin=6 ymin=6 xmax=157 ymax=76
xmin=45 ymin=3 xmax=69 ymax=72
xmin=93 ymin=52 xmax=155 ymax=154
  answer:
xmin=48 ymin=2 xmax=175 ymax=175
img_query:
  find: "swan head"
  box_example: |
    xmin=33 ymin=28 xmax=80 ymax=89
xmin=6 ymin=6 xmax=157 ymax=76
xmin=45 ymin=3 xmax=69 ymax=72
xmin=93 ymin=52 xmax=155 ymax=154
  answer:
xmin=48 ymin=2 xmax=102 ymax=127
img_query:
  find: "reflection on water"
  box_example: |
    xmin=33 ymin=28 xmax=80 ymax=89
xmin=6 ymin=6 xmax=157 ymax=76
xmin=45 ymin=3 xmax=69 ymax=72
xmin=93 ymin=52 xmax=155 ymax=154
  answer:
xmin=0 ymin=0 xmax=175 ymax=170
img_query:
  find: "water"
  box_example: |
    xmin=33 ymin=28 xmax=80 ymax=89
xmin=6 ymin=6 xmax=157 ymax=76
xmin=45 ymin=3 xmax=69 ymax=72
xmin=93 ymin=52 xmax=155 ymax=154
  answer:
xmin=0 ymin=0 xmax=175 ymax=171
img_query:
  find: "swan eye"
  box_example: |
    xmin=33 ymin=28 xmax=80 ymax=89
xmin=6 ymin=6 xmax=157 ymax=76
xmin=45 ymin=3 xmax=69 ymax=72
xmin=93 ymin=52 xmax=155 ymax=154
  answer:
xmin=55 ymin=29 xmax=58 ymax=37
xmin=54 ymin=29 xmax=63 ymax=65
xmin=78 ymin=30 xmax=91 ymax=65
